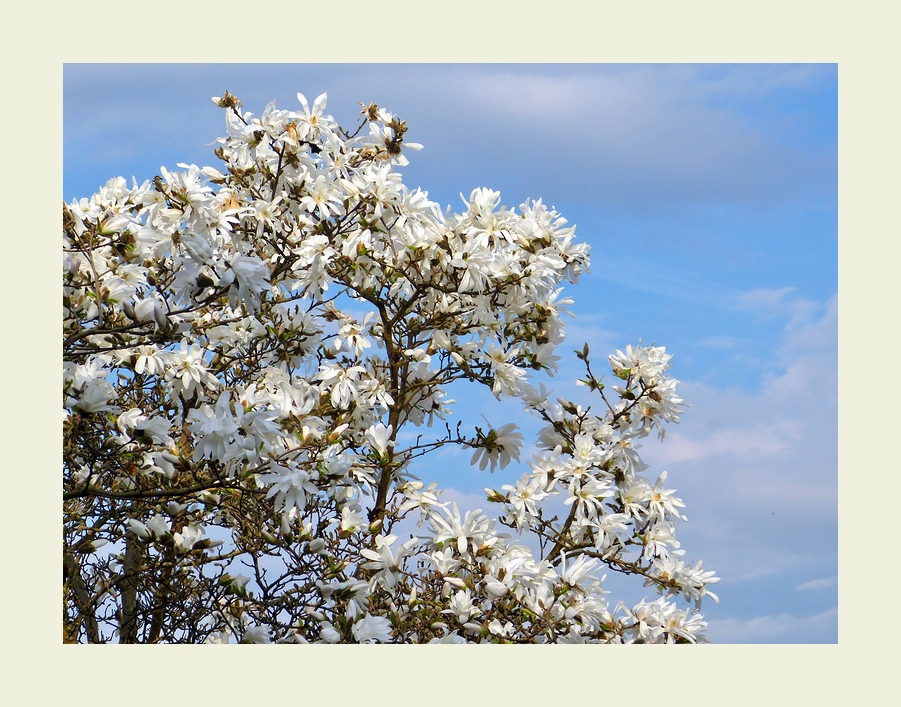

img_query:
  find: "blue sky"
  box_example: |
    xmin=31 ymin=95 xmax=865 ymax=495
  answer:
xmin=64 ymin=63 xmax=837 ymax=643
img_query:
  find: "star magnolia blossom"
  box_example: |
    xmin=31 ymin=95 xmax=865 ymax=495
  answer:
xmin=63 ymin=90 xmax=718 ymax=644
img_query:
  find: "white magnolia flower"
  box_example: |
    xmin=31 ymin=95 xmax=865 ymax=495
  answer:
xmin=133 ymin=345 xmax=173 ymax=376
xmin=339 ymin=504 xmax=366 ymax=534
xmin=360 ymin=533 xmax=417 ymax=590
xmin=428 ymin=632 xmax=468 ymax=644
xmin=471 ymin=422 xmax=523 ymax=473
xmin=315 ymin=362 xmax=366 ymax=409
xmin=488 ymin=619 xmax=514 ymax=637
xmin=220 ymin=253 xmax=270 ymax=312
xmin=173 ymin=525 xmax=204 ymax=552
xmin=132 ymin=295 xmax=168 ymax=331
xmin=127 ymin=515 xmax=170 ymax=540
xmin=559 ymin=552 xmax=602 ymax=588
xmin=69 ymin=379 xmax=118 ymax=413
xmin=443 ymin=588 xmax=479 ymax=624
xmin=399 ymin=480 xmax=447 ymax=527
xmin=166 ymin=341 xmax=217 ymax=399
xmin=364 ymin=422 xmax=393 ymax=457
xmin=319 ymin=623 xmax=341 ymax=643
xmin=126 ymin=519 xmax=152 ymax=539
xmin=501 ymin=473 xmax=548 ymax=530
xmin=428 ymin=503 xmax=496 ymax=556
xmin=258 ymin=462 xmax=318 ymax=515
xmin=240 ymin=625 xmax=271 ymax=644
xmin=295 ymin=92 xmax=329 ymax=141
xmin=351 ymin=614 xmax=393 ymax=644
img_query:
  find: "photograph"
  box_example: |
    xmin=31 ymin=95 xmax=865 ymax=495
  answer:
xmin=63 ymin=63 xmax=837 ymax=644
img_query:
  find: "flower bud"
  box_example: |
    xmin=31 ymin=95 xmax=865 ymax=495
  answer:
xmin=327 ymin=423 xmax=349 ymax=443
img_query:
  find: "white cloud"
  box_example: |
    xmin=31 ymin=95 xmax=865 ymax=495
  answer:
xmin=707 ymin=607 xmax=837 ymax=643
xmin=665 ymin=291 xmax=836 ymax=449
xmin=737 ymin=287 xmax=822 ymax=331
xmin=663 ymin=420 xmax=802 ymax=462
xmin=589 ymin=256 xmax=742 ymax=310
xmin=638 ymin=291 xmax=836 ymax=600
xmin=65 ymin=64 xmax=836 ymax=214
xmin=795 ymin=576 xmax=837 ymax=592
xmin=432 ymin=487 xmax=487 ymax=511
xmin=435 ymin=64 xmax=833 ymax=208
xmin=737 ymin=286 xmax=798 ymax=314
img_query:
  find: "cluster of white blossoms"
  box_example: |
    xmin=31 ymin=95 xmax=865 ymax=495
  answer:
xmin=63 ymin=91 xmax=718 ymax=644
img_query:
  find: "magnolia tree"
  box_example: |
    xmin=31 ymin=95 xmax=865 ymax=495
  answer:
xmin=63 ymin=91 xmax=719 ymax=644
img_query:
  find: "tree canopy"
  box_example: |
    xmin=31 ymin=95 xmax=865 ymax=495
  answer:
xmin=63 ymin=91 xmax=718 ymax=643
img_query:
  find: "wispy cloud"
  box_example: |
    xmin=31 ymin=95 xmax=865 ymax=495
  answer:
xmin=795 ymin=576 xmax=837 ymax=592
xmin=65 ymin=64 xmax=836 ymax=212
xmin=707 ymin=607 xmax=837 ymax=643
xmin=589 ymin=256 xmax=744 ymax=310
xmin=737 ymin=287 xmax=822 ymax=330
xmin=663 ymin=421 xmax=803 ymax=462
xmin=437 ymin=64 xmax=835 ymax=209
xmin=637 ymin=290 xmax=836 ymax=640
xmin=737 ymin=286 xmax=798 ymax=313
xmin=697 ymin=335 xmax=746 ymax=350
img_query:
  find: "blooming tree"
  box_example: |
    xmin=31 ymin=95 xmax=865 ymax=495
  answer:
xmin=63 ymin=91 xmax=719 ymax=643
